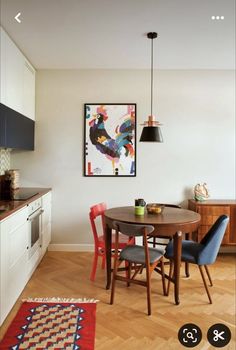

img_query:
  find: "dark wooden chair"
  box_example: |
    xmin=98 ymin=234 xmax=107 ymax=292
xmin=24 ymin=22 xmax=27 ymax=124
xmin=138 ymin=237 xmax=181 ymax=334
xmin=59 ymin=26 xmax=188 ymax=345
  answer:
xmin=165 ymin=215 xmax=229 ymax=303
xmin=147 ymin=204 xmax=181 ymax=249
xmin=110 ymin=221 xmax=166 ymax=315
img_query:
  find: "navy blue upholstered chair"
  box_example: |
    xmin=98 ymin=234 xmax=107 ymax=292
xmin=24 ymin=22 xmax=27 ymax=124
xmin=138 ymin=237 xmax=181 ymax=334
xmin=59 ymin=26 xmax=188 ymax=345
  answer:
xmin=110 ymin=221 xmax=166 ymax=315
xmin=165 ymin=215 xmax=229 ymax=304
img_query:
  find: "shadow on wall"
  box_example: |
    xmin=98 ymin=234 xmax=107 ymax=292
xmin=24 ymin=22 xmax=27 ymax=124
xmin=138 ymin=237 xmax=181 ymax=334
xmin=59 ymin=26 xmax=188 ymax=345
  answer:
xmin=181 ymin=186 xmax=194 ymax=208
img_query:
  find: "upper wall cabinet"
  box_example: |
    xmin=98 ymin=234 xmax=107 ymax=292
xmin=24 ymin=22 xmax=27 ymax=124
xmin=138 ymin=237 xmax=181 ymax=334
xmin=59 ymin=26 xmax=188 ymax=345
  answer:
xmin=0 ymin=27 xmax=35 ymax=121
xmin=23 ymin=61 xmax=35 ymax=120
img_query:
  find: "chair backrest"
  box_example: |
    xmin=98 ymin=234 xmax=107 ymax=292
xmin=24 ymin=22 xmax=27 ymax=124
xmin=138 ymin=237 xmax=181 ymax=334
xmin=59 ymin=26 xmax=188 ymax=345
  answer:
xmin=113 ymin=221 xmax=154 ymax=237
xmin=162 ymin=204 xmax=181 ymax=208
xmin=89 ymin=203 xmax=107 ymax=244
xmin=198 ymin=215 xmax=229 ymax=265
xmin=113 ymin=222 xmax=155 ymax=270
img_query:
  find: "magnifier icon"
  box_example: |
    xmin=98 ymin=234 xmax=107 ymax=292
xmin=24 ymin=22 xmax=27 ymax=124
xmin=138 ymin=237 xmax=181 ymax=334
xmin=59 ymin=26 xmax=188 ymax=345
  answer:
xmin=186 ymin=332 xmax=194 ymax=339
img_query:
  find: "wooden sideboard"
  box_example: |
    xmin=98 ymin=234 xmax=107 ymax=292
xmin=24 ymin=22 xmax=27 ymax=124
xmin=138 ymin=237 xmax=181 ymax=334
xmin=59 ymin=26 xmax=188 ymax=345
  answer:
xmin=188 ymin=199 xmax=236 ymax=246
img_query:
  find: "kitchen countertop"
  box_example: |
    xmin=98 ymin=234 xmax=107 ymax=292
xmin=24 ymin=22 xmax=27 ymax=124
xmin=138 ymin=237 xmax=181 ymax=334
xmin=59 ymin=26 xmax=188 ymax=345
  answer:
xmin=0 ymin=188 xmax=51 ymax=221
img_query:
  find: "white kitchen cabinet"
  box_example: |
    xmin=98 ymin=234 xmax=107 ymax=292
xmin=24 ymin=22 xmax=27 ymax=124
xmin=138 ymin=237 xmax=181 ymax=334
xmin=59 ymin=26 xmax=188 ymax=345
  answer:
xmin=0 ymin=28 xmax=6 ymax=105
xmin=0 ymin=191 xmax=52 ymax=325
xmin=41 ymin=192 xmax=52 ymax=256
xmin=0 ymin=27 xmax=35 ymax=120
xmin=0 ymin=207 xmax=29 ymax=325
xmin=23 ymin=60 xmax=36 ymax=120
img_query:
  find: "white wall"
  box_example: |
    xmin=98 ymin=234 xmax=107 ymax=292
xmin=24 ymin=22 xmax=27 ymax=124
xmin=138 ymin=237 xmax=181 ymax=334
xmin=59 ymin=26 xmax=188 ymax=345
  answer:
xmin=11 ymin=69 xmax=235 ymax=245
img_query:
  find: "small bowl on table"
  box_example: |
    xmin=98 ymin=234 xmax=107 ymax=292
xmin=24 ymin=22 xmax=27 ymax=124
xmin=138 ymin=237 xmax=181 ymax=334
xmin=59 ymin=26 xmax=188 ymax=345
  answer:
xmin=146 ymin=203 xmax=165 ymax=214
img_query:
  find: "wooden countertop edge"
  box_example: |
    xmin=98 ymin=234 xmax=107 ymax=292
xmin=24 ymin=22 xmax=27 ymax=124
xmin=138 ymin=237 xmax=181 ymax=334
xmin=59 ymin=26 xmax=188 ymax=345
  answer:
xmin=0 ymin=188 xmax=51 ymax=222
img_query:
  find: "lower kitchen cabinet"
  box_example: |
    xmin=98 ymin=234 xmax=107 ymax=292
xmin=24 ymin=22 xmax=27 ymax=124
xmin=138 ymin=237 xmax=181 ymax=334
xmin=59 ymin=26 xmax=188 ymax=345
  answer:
xmin=0 ymin=191 xmax=52 ymax=325
xmin=0 ymin=207 xmax=29 ymax=325
xmin=41 ymin=192 xmax=52 ymax=256
xmin=188 ymin=199 xmax=236 ymax=246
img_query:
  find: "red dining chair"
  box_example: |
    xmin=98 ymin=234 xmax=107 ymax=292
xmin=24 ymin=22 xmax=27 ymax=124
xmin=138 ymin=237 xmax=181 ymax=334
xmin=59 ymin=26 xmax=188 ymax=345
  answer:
xmin=89 ymin=203 xmax=133 ymax=281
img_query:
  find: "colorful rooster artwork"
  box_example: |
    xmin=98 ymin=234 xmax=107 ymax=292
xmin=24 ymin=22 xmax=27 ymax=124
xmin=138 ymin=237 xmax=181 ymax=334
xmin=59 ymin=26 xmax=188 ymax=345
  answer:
xmin=84 ymin=104 xmax=136 ymax=176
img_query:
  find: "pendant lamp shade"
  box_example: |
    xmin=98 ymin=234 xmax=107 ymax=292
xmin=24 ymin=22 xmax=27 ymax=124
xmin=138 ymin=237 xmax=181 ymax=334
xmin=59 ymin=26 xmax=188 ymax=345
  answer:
xmin=140 ymin=126 xmax=163 ymax=142
xmin=140 ymin=32 xmax=163 ymax=142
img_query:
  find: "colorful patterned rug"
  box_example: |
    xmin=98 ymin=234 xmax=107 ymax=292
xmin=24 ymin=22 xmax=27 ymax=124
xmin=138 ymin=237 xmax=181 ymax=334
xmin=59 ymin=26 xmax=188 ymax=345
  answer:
xmin=0 ymin=298 xmax=97 ymax=350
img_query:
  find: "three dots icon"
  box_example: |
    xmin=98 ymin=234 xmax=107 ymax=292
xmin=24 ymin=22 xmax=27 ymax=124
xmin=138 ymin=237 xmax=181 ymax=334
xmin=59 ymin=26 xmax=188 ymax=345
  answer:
xmin=211 ymin=16 xmax=224 ymax=20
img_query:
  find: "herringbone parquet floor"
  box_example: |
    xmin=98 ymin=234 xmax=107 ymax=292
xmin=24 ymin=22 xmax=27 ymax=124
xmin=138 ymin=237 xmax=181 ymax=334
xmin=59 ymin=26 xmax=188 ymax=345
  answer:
xmin=0 ymin=252 xmax=235 ymax=349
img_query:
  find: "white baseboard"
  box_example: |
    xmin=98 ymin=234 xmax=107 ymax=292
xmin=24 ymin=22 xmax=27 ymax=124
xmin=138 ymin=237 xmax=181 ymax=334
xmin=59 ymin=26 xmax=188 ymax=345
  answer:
xmin=48 ymin=244 xmax=94 ymax=252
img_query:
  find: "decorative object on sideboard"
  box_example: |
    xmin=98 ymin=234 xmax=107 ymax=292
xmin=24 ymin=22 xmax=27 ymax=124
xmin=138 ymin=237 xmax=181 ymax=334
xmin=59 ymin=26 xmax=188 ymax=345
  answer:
xmin=194 ymin=183 xmax=210 ymax=201
xmin=140 ymin=32 xmax=163 ymax=142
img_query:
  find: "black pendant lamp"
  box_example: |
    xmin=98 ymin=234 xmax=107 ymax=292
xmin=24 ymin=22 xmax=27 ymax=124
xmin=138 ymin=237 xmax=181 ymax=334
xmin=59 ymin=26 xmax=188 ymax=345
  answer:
xmin=140 ymin=32 xmax=163 ymax=142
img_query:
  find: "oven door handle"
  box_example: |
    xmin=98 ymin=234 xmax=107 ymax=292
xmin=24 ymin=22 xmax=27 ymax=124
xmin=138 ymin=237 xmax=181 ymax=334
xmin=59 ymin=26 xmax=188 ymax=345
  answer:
xmin=27 ymin=209 xmax=44 ymax=221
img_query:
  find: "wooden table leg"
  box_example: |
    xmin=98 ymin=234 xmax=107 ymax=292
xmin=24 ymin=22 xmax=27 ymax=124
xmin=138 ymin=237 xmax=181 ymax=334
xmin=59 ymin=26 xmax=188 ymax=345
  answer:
xmin=173 ymin=231 xmax=182 ymax=305
xmin=185 ymin=233 xmax=190 ymax=277
xmin=105 ymin=224 xmax=112 ymax=290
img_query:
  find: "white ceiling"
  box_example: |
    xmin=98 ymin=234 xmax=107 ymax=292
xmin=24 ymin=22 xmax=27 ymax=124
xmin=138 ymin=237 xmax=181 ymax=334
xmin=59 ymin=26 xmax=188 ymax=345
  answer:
xmin=0 ymin=0 xmax=235 ymax=69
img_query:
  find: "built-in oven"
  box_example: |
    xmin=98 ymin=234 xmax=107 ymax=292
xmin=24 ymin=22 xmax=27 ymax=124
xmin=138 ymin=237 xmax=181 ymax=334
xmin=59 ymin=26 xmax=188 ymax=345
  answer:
xmin=28 ymin=199 xmax=44 ymax=260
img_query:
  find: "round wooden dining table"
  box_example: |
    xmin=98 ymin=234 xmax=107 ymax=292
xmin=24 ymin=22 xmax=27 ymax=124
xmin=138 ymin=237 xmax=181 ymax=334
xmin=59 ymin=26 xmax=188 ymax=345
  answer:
xmin=104 ymin=206 xmax=201 ymax=305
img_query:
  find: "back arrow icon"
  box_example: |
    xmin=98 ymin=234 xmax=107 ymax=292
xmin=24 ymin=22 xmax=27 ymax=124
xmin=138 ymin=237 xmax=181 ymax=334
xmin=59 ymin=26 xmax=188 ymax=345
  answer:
xmin=15 ymin=12 xmax=21 ymax=23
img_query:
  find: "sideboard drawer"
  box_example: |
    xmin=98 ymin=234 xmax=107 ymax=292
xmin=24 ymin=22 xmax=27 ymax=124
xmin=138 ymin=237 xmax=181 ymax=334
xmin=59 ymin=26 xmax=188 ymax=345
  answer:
xmin=188 ymin=200 xmax=235 ymax=246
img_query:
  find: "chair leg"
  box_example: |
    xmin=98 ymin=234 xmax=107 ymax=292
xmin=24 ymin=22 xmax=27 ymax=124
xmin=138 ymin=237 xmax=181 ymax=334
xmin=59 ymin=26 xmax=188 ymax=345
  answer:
xmin=101 ymin=254 xmax=106 ymax=269
xmin=160 ymin=258 xmax=167 ymax=296
xmin=145 ymin=264 xmax=152 ymax=316
xmin=110 ymin=257 xmax=120 ymax=305
xmin=166 ymin=260 xmax=174 ymax=296
xmin=198 ymin=265 xmax=213 ymax=304
xmin=90 ymin=251 xmax=98 ymax=281
xmin=127 ymin=262 xmax=131 ymax=287
xmin=204 ymin=265 xmax=213 ymax=286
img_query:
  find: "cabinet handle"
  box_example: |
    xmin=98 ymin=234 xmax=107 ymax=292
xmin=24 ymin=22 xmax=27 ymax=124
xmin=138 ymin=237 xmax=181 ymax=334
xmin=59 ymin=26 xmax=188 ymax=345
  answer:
xmin=28 ymin=209 xmax=44 ymax=221
xmin=27 ymin=246 xmax=29 ymax=250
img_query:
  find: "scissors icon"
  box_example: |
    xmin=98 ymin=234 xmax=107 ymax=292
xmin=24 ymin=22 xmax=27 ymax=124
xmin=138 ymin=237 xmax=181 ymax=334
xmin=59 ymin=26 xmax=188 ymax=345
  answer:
xmin=213 ymin=329 xmax=225 ymax=341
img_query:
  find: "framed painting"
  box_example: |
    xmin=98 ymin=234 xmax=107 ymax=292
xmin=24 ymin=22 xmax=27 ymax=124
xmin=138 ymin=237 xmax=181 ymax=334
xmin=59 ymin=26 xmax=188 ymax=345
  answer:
xmin=84 ymin=103 xmax=136 ymax=177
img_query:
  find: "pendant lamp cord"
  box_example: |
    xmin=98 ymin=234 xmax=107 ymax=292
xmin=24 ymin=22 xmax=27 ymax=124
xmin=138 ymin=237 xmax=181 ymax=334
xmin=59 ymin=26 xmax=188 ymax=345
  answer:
xmin=150 ymin=36 xmax=153 ymax=117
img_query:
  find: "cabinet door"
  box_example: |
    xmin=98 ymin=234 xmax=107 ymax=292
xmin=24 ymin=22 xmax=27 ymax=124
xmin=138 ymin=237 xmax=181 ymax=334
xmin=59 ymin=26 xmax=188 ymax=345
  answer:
xmin=0 ymin=207 xmax=28 ymax=325
xmin=0 ymin=27 xmax=35 ymax=121
xmin=5 ymin=105 xmax=35 ymax=150
xmin=41 ymin=192 xmax=52 ymax=255
xmin=0 ymin=28 xmax=6 ymax=105
xmin=0 ymin=103 xmax=35 ymax=150
xmin=0 ymin=105 xmax=6 ymax=146
xmin=4 ymin=30 xmax=24 ymax=114
xmin=197 ymin=206 xmax=230 ymax=244
xmin=23 ymin=60 xmax=35 ymax=120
